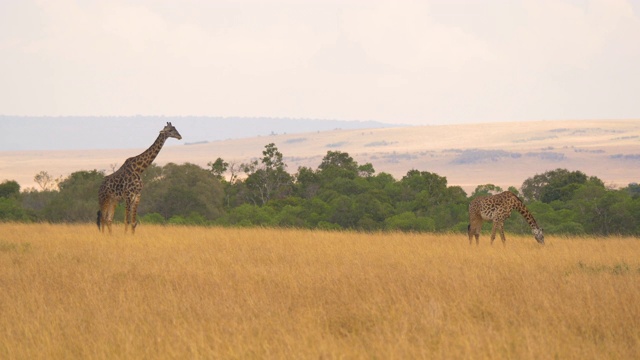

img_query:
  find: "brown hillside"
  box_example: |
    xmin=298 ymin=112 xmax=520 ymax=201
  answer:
xmin=1 ymin=120 xmax=639 ymax=193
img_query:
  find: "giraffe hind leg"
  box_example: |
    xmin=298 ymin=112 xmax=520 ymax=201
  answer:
xmin=468 ymin=220 xmax=482 ymax=246
xmin=98 ymin=200 xmax=114 ymax=234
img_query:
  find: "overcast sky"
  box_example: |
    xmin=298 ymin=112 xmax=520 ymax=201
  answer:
xmin=1 ymin=0 xmax=639 ymax=125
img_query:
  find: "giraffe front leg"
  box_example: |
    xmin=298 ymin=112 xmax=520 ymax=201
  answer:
xmin=106 ymin=215 xmax=114 ymax=234
xmin=498 ymin=223 xmax=507 ymax=246
xmin=130 ymin=194 xmax=141 ymax=234
xmin=104 ymin=200 xmax=116 ymax=235
xmin=124 ymin=199 xmax=132 ymax=233
xmin=490 ymin=222 xmax=498 ymax=245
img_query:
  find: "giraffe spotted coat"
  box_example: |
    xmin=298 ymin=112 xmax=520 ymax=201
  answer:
xmin=468 ymin=191 xmax=544 ymax=245
xmin=97 ymin=122 xmax=181 ymax=234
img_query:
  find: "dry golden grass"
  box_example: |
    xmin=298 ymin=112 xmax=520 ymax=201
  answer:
xmin=0 ymin=223 xmax=638 ymax=359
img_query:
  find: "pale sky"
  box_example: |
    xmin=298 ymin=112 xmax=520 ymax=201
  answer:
xmin=1 ymin=0 xmax=640 ymax=125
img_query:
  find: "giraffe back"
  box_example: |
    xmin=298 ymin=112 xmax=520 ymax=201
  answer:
xmin=469 ymin=191 xmax=520 ymax=222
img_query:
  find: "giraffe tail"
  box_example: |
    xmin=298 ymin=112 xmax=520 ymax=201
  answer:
xmin=96 ymin=210 xmax=101 ymax=230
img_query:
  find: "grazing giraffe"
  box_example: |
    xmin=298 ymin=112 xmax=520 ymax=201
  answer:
xmin=97 ymin=122 xmax=182 ymax=234
xmin=468 ymin=191 xmax=544 ymax=245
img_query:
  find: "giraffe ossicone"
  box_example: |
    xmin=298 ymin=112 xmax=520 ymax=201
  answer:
xmin=467 ymin=191 xmax=544 ymax=246
xmin=97 ymin=122 xmax=182 ymax=234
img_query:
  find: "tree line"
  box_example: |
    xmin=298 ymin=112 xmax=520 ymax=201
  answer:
xmin=1 ymin=143 xmax=639 ymax=236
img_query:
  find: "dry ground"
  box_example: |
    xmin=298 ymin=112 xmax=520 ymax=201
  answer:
xmin=0 ymin=223 xmax=638 ymax=359
xmin=1 ymin=119 xmax=639 ymax=193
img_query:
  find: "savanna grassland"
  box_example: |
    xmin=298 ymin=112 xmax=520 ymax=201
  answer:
xmin=0 ymin=223 xmax=638 ymax=359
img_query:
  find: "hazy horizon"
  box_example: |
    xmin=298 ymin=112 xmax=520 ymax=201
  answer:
xmin=0 ymin=116 xmax=404 ymax=151
xmin=2 ymin=0 xmax=639 ymax=125
xmin=1 ymin=116 xmax=637 ymax=152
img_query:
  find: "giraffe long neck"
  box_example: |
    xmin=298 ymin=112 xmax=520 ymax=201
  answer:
xmin=128 ymin=132 xmax=169 ymax=173
xmin=513 ymin=201 xmax=540 ymax=230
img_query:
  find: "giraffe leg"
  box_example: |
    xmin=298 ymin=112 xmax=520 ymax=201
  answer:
xmin=498 ymin=223 xmax=507 ymax=246
xmin=99 ymin=199 xmax=114 ymax=234
xmin=106 ymin=201 xmax=116 ymax=234
xmin=100 ymin=211 xmax=107 ymax=233
xmin=490 ymin=222 xmax=498 ymax=245
xmin=99 ymin=205 xmax=106 ymax=233
xmin=130 ymin=194 xmax=141 ymax=234
xmin=99 ymin=199 xmax=108 ymax=233
xmin=124 ymin=199 xmax=131 ymax=233
xmin=468 ymin=220 xmax=482 ymax=246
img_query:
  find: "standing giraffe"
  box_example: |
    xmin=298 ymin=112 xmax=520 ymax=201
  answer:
xmin=97 ymin=122 xmax=182 ymax=234
xmin=468 ymin=191 xmax=544 ymax=245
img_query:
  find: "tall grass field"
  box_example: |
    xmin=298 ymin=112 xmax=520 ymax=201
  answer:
xmin=1 ymin=223 xmax=638 ymax=359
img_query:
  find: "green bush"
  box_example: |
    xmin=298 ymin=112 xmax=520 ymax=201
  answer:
xmin=141 ymin=212 xmax=165 ymax=224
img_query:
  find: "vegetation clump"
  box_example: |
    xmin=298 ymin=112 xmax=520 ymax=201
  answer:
xmin=2 ymin=143 xmax=639 ymax=236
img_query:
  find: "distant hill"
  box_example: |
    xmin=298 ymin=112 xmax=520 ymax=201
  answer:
xmin=1 ymin=119 xmax=638 ymax=193
xmin=0 ymin=116 xmax=401 ymax=151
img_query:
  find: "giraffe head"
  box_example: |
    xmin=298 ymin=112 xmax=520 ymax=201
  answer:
xmin=532 ymin=227 xmax=544 ymax=244
xmin=161 ymin=122 xmax=182 ymax=140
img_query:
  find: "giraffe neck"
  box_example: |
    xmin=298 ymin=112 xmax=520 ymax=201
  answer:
xmin=127 ymin=132 xmax=169 ymax=173
xmin=512 ymin=201 xmax=540 ymax=230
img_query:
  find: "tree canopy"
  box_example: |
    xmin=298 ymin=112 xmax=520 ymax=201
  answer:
xmin=4 ymin=143 xmax=639 ymax=236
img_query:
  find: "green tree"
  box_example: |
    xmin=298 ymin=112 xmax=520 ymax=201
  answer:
xmin=140 ymin=212 xmax=165 ymax=224
xmin=0 ymin=198 xmax=31 ymax=221
xmin=218 ymin=204 xmax=275 ymax=227
xmin=0 ymin=179 xmax=31 ymax=222
xmin=369 ymin=172 xmax=397 ymax=192
xmin=328 ymin=195 xmax=358 ymax=229
xmin=140 ymin=163 xmax=224 ymax=221
xmin=293 ymin=166 xmax=321 ymax=199
xmin=521 ymin=168 xmax=603 ymax=203
xmin=303 ymin=198 xmax=332 ymax=227
xmin=470 ymin=184 xmax=503 ymax=198
xmin=525 ymin=201 xmax=584 ymax=235
xmin=317 ymin=151 xmax=359 ymax=180
xmin=358 ymin=163 xmax=376 ymax=178
xmin=140 ymin=163 xmax=163 ymax=184
xmin=0 ymin=180 xmax=20 ymax=199
xmin=401 ymin=170 xmax=447 ymax=194
xmin=208 ymin=157 xmax=229 ymax=180
xmin=240 ymin=143 xmax=293 ymax=206
xmin=42 ymin=170 xmax=105 ymax=222
xmin=352 ymin=192 xmax=391 ymax=228
xmin=624 ymin=183 xmax=640 ymax=198
xmin=568 ymin=184 xmax=629 ymax=235
xmin=33 ymin=171 xmax=60 ymax=191
xmin=398 ymin=170 xmax=451 ymax=221
xmin=273 ymin=204 xmax=306 ymax=228
xmin=20 ymin=187 xmax=54 ymax=216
